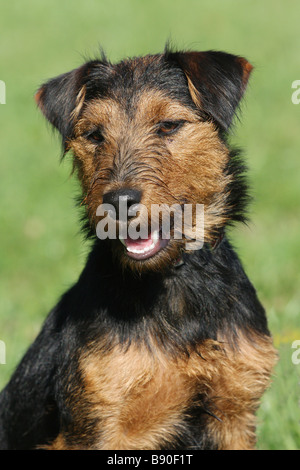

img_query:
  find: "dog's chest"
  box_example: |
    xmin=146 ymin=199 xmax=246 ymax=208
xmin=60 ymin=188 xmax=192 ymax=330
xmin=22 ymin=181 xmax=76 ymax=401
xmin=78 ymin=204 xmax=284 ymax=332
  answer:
xmin=78 ymin=343 xmax=200 ymax=450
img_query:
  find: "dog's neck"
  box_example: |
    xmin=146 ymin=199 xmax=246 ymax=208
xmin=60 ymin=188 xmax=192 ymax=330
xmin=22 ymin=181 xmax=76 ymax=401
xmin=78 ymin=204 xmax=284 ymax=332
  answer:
xmin=173 ymin=230 xmax=225 ymax=268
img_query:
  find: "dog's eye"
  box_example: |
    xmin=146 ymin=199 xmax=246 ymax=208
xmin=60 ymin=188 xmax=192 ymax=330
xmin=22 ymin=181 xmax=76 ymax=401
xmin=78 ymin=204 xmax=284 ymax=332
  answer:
xmin=85 ymin=129 xmax=104 ymax=145
xmin=157 ymin=120 xmax=185 ymax=136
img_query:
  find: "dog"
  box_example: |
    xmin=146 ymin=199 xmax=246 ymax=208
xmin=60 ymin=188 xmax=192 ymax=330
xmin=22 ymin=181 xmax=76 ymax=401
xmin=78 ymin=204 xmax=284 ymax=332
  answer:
xmin=0 ymin=46 xmax=277 ymax=450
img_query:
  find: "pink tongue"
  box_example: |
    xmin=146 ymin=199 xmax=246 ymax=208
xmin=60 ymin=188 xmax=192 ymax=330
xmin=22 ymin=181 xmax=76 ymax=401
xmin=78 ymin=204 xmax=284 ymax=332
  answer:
xmin=124 ymin=233 xmax=154 ymax=250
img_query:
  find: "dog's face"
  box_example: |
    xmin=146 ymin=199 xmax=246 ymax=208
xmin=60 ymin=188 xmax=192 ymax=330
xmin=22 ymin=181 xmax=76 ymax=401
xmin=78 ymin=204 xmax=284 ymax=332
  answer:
xmin=35 ymin=49 xmax=252 ymax=272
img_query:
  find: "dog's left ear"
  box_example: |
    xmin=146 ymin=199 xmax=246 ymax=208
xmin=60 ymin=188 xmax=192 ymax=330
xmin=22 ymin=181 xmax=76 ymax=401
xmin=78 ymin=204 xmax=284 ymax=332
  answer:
xmin=166 ymin=50 xmax=253 ymax=131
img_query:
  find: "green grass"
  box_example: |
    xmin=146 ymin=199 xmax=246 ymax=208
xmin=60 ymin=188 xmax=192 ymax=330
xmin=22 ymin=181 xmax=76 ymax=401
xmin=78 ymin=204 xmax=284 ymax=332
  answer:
xmin=0 ymin=0 xmax=300 ymax=450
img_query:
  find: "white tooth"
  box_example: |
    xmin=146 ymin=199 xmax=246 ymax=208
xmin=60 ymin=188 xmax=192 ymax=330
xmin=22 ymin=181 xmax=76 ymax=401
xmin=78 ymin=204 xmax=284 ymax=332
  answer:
xmin=126 ymin=241 xmax=156 ymax=255
xmin=152 ymin=230 xmax=159 ymax=242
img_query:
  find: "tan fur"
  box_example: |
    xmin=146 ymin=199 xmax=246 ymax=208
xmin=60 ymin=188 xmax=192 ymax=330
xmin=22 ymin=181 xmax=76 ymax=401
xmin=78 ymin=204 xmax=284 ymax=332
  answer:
xmin=48 ymin=332 xmax=276 ymax=450
xmin=186 ymin=74 xmax=202 ymax=108
xmin=70 ymin=85 xmax=86 ymax=122
xmin=197 ymin=334 xmax=277 ymax=449
xmin=69 ymin=89 xmax=231 ymax=271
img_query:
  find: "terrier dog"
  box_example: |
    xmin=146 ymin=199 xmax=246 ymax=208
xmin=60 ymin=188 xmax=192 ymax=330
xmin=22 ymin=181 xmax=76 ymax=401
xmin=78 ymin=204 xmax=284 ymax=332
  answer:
xmin=0 ymin=47 xmax=277 ymax=450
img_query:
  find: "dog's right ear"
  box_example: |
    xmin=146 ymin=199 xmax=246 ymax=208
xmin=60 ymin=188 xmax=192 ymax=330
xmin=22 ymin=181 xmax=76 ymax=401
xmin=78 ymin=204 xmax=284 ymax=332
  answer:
xmin=35 ymin=60 xmax=111 ymax=149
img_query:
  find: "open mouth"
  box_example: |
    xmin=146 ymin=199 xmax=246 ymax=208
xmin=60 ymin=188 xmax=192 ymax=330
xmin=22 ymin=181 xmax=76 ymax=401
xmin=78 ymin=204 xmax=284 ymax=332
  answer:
xmin=119 ymin=229 xmax=169 ymax=260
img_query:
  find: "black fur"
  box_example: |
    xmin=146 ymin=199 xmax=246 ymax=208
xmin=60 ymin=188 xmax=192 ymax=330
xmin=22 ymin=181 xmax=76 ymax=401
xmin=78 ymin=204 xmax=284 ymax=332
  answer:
xmin=0 ymin=239 xmax=269 ymax=449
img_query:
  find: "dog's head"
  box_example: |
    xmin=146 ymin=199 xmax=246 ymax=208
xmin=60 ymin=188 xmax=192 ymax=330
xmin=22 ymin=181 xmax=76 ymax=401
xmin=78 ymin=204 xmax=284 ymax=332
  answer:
xmin=35 ymin=48 xmax=252 ymax=272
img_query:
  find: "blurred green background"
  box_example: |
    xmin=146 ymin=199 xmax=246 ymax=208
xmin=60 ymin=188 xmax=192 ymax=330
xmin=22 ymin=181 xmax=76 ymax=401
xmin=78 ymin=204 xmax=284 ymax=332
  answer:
xmin=0 ymin=0 xmax=299 ymax=450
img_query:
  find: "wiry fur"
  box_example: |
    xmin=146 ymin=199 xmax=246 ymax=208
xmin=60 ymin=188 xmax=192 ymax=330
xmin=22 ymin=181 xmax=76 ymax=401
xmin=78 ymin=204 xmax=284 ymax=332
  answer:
xmin=0 ymin=47 xmax=276 ymax=450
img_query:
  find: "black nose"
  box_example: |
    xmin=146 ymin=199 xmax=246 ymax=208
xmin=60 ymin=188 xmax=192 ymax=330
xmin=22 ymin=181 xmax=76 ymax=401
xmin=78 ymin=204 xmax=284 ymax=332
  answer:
xmin=102 ymin=188 xmax=142 ymax=220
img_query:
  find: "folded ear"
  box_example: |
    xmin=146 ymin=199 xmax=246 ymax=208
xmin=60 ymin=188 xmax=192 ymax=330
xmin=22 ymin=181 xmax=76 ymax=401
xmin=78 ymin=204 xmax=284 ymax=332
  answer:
xmin=35 ymin=60 xmax=109 ymax=148
xmin=166 ymin=50 xmax=253 ymax=131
